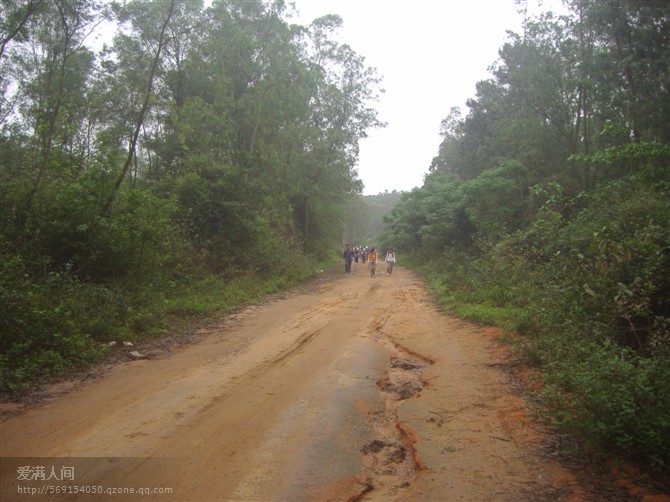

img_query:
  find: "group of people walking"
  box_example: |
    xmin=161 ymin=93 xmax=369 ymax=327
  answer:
xmin=343 ymin=244 xmax=395 ymax=276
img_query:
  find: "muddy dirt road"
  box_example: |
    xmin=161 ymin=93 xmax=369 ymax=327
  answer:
xmin=2 ymin=264 xmax=587 ymax=501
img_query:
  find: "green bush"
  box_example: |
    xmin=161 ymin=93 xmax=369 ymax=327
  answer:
xmin=0 ymin=237 xmax=330 ymax=397
xmin=0 ymin=255 xmax=111 ymax=394
xmin=417 ymin=176 xmax=670 ymax=471
xmin=535 ymin=337 xmax=670 ymax=468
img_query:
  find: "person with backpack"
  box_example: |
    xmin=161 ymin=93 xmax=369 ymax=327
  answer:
xmin=368 ymin=247 xmax=378 ymax=277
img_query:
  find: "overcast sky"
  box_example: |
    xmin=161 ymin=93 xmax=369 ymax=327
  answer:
xmin=291 ymin=0 xmax=535 ymax=195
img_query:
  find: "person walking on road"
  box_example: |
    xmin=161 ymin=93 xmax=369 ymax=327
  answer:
xmin=368 ymin=247 xmax=378 ymax=277
xmin=343 ymin=244 xmax=355 ymax=274
xmin=385 ymin=248 xmax=396 ymax=275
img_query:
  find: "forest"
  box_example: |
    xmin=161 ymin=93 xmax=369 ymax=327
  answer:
xmin=1 ymin=0 xmax=668 ymax=482
xmin=378 ymin=0 xmax=670 ymax=476
xmin=1 ymin=0 xmax=383 ymax=394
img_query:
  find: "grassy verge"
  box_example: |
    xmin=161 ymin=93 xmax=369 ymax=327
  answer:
xmin=412 ymin=253 xmax=536 ymax=334
xmin=406 ymin=251 xmax=670 ymax=481
xmin=0 ymin=254 xmax=336 ymax=398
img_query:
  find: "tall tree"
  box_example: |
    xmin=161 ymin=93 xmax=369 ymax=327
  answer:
xmin=2 ymin=0 xmax=101 ymax=234
xmin=101 ymin=0 xmax=176 ymax=215
xmin=564 ymin=0 xmax=670 ymax=144
xmin=289 ymin=14 xmax=384 ymax=250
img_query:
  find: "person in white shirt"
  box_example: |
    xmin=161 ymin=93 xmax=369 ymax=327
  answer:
xmin=385 ymin=248 xmax=396 ymax=275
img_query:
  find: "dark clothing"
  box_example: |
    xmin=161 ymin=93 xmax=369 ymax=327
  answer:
xmin=343 ymin=247 xmax=355 ymax=273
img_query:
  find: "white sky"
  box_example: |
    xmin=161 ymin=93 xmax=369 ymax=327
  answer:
xmin=292 ymin=0 xmax=533 ymax=195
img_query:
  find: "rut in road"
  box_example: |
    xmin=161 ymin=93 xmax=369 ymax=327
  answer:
xmin=352 ymin=306 xmax=435 ymax=501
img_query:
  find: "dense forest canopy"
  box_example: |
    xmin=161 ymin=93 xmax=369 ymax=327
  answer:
xmin=1 ymin=0 xmax=383 ymax=393
xmin=379 ymin=0 xmax=669 ymax=475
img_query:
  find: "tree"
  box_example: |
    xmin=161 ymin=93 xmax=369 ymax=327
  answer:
xmin=287 ymin=14 xmax=384 ymax=251
xmin=381 ymin=0 xmax=670 ymax=472
xmin=565 ymin=0 xmax=670 ymax=145
xmin=100 ymin=0 xmax=176 ymax=215
xmin=2 ymin=1 xmax=101 ymax=229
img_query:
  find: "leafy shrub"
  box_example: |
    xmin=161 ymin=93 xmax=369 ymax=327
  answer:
xmin=535 ymin=337 xmax=670 ymax=469
xmin=0 ymin=255 xmax=114 ymax=394
xmin=418 ymin=175 xmax=670 ymax=471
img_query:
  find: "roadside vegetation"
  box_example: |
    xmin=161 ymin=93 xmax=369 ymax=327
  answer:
xmin=1 ymin=1 xmax=381 ymax=396
xmin=378 ymin=0 xmax=670 ymax=481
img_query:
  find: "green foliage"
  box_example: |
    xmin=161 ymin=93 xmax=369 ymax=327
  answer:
xmin=415 ymin=245 xmax=540 ymax=335
xmin=175 ymin=164 xmax=260 ymax=273
xmin=1 ymin=0 xmax=382 ymax=396
xmin=531 ymin=180 xmax=670 ymax=354
xmin=381 ymin=161 xmax=530 ymax=254
xmin=0 ymin=254 xmax=109 ymax=393
xmin=463 ymin=159 xmax=530 ymax=238
xmin=383 ymin=0 xmax=670 ymax=472
xmin=408 ymin=177 xmax=670 ymax=471
xmin=535 ymin=338 xmax=670 ymax=469
xmin=570 ymin=140 xmax=670 ymax=166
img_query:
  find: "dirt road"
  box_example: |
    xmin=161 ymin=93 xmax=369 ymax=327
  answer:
xmin=2 ymin=264 xmax=587 ymax=501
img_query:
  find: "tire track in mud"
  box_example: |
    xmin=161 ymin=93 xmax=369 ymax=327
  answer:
xmin=350 ymin=308 xmax=435 ymax=501
xmin=188 ymin=328 xmax=323 ymax=427
xmin=268 ymin=328 xmax=322 ymax=367
xmin=183 ymin=292 xmax=360 ymax=431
